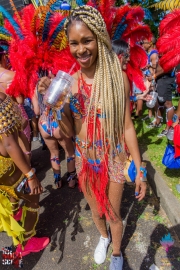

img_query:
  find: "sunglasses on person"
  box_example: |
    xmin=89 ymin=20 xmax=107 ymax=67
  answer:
xmin=122 ymin=52 xmax=130 ymax=59
xmin=140 ymin=41 xmax=150 ymax=45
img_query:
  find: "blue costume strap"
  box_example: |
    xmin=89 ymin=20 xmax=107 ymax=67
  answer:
xmin=54 ymin=172 xmax=61 ymax=179
xmin=140 ymin=166 xmax=147 ymax=182
xmin=130 ymin=96 xmax=137 ymax=102
xmin=50 ymin=156 xmax=60 ymax=165
xmin=75 ymin=148 xmax=81 ymax=157
xmin=67 ymin=156 xmax=75 ymax=163
xmin=69 ymin=95 xmax=83 ymax=116
xmin=148 ymin=49 xmax=158 ymax=64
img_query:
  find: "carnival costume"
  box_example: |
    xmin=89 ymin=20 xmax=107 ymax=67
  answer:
xmin=0 ymin=1 xmax=150 ymax=216
xmin=0 ymin=96 xmax=42 ymax=250
xmin=0 ymin=95 xmax=49 ymax=256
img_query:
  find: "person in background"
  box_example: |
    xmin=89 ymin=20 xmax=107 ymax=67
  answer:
xmin=148 ymin=62 xmax=175 ymax=137
xmin=112 ymin=39 xmax=151 ymax=105
xmin=0 ymin=91 xmax=49 ymax=256
xmin=24 ymin=97 xmax=40 ymax=142
xmin=141 ymin=37 xmax=159 ymax=122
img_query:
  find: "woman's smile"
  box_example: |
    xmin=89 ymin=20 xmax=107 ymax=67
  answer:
xmin=68 ymin=22 xmax=98 ymax=71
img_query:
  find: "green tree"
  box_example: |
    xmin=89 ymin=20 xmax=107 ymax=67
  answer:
xmin=0 ymin=13 xmax=3 ymax=27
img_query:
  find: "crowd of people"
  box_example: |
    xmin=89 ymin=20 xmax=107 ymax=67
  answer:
xmin=0 ymin=1 xmax=180 ymax=269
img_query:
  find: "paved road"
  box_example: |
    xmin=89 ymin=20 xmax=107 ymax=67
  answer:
xmin=0 ymin=141 xmax=180 ymax=270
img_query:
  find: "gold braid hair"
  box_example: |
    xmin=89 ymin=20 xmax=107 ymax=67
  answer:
xmin=64 ymin=5 xmax=125 ymax=155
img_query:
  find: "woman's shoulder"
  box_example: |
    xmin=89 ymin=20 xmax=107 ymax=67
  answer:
xmin=122 ymin=71 xmax=128 ymax=80
xmin=71 ymin=71 xmax=79 ymax=95
xmin=0 ymin=92 xmax=6 ymax=102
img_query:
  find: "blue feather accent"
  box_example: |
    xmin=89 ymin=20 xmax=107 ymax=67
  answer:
xmin=42 ymin=0 xmax=62 ymax=42
xmin=0 ymin=6 xmax=23 ymax=40
xmin=0 ymin=45 xmax=9 ymax=51
xmin=50 ymin=18 xmax=66 ymax=45
xmin=112 ymin=15 xmax=128 ymax=40
xmin=0 ymin=26 xmax=11 ymax=36
xmin=76 ymin=0 xmax=85 ymax=6
xmin=143 ymin=8 xmax=153 ymax=20
xmin=112 ymin=24 xmax=127 ymax=40
xmin=50 ymin=0 xmax=62 ymax=11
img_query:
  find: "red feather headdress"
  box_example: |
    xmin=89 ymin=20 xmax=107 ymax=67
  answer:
xmin=87 ymin=0 xmax=152 ymax=90
xmin=1 ymin=3 xmax=76 ymax=98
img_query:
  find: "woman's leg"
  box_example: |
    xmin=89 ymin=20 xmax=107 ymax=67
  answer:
xmin=81 ymin=181 xmax=108 ymax=238
xmin=108 ymin=182 xmax=124 ymax=256
xmin=81 ymin=181 xmax=109 ymax=265
xmin=108 ymin=182 xmax=124 ymax=270
xmin=57 ymin=134 xmax=76 ymax=188
xmin=39 ymin=125 xmax=62 ymax=188
xmin=136 ymin=98 xmax=143 ymax=117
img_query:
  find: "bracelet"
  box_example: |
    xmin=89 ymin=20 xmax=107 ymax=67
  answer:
xmin=172 ymin=114 xmax=178 ymax=123
xmin=140 ymin=162 xmax=147 ymax=182
xmin=27 ymin=176 xmax=36 ymax=182
xmin=25 ymin=168 xmax=36 ymax=179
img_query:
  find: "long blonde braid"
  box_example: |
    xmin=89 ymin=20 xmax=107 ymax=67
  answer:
xmin=64 ymin=5 xmax=125 ymax=155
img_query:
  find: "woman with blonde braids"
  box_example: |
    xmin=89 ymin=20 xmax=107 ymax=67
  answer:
xmin=38 ymin=5 xmax=146 ymax=269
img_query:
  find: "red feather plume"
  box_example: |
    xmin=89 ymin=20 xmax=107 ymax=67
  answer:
xmin=123 ymin=24 xmax=152 ymax=46
xmin=157 ymin=26 xmax=180 ymax=55
xmin=160 ymin=47 xmax=180 ymax=72
xmin=159 ymin=9 xmax=180 ymax=36
xmin=125 ymin=6 xmax=144 ymax=24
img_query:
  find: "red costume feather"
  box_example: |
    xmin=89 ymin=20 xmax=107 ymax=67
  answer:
xmin=160 ymin=48 xmax=180 ymax=72
xmin=3 ymin=3 xmax=76 ymax=98
xmin=159 ymin=9 xmax=180 ymax=35
xmin=123 ymin=25 xmax=152 ymax=46
xmin=157 ymin=26 xmax=180 ymax=54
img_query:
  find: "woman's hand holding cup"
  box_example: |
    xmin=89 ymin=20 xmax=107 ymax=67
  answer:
xmin=38 ymin=77 xmax=51 ymax=95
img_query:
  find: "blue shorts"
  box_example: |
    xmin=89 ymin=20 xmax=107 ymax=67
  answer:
xmin=41 ymin=121 xmax=59 ymax=136
xmin=133 ymin=84 xmax=143 ymax=95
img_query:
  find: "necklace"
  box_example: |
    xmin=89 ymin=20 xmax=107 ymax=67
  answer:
xmin=78 ymin=72 xmax=92 ymax=98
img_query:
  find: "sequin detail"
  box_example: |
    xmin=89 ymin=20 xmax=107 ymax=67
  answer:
xmin=0 ymin=95 xmax=22 ymax=138
xmin=0 ymin=156 xmax=14 ymax=178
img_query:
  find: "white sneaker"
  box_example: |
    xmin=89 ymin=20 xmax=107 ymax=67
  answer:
xmin=94 ymin=236 xmax=110 ymax=265
xmin=109 ymin=254 xmax=123 ymax=270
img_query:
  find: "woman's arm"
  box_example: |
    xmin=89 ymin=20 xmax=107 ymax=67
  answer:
xmin=2 ymin=131 xmax=43 ymax=195
xmin=123 ymin=72 xmax=147 ymax=201
xmin=31 ymin=90 xmax=40 ymax=116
